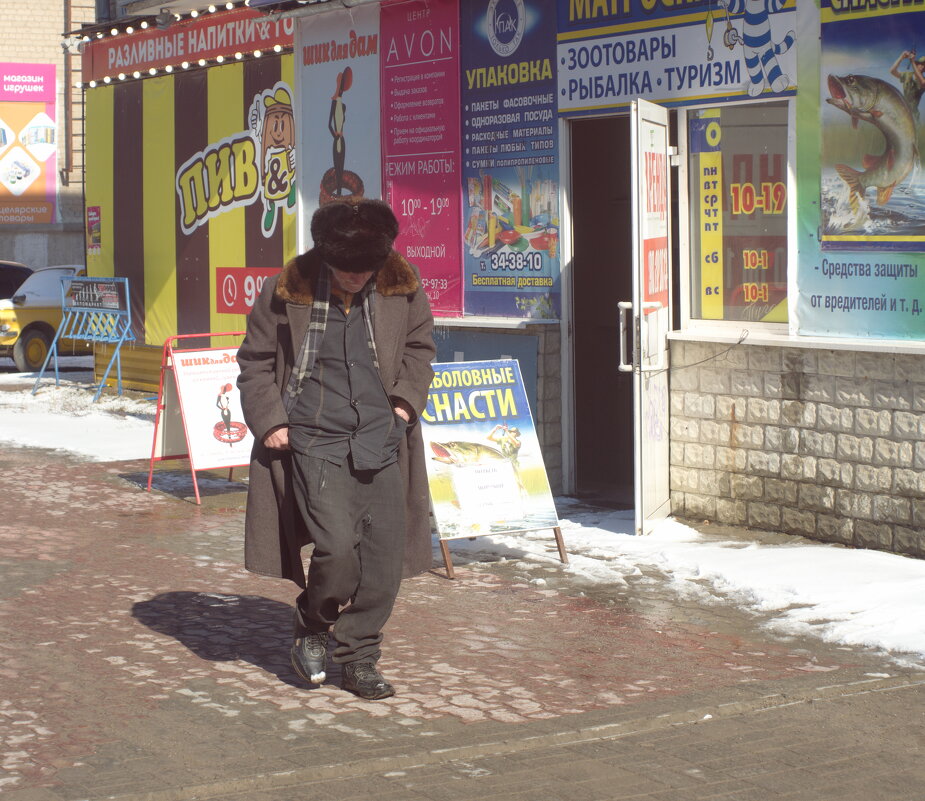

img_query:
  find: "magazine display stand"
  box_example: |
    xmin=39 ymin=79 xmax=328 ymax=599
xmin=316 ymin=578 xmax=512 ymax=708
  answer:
xmin=32 ymin=276 xmax=135 ymax=401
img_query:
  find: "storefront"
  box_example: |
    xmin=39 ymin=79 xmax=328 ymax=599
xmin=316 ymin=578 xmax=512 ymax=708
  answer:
xmin=78 ymin=0 xmax=925 ymax=556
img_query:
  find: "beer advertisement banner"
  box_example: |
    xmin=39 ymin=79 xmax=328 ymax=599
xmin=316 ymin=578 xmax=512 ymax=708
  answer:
xmin=381 ymin=0 xmax=463 ymax=316
xmin=460 ymin=0 xmax=561 ymax=319
xmin=795 ymin=0 xmax=925 ymax=338
xmin=555 ymin=0 xmax=796 ymax=116
xmin=420 ymin=359 xmax=558 ymax=539
xmin=84 ymin=54 xmax=296 ymax=347
xmin=819 ymin=1 xmax=925 ymax=253
xmin=0 ymin=63 xmax=57 ymax=225
xmin=81 ymin=7 xmax=294 ymax=83
xmin=297 ymin=3 xmax=381 ymax=235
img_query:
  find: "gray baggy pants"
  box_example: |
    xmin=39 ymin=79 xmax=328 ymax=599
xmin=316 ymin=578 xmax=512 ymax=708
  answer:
xmin=290 ymin=453 xmax=406 ymax=665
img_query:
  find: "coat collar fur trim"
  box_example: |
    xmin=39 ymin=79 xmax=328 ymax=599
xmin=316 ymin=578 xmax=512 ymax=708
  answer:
xmin=275 ymin=248 xmax=419 ymax=305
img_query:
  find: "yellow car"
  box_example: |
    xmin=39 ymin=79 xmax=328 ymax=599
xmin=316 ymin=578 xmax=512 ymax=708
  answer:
xmin=0 ymin=265 xmax=91 ymax=372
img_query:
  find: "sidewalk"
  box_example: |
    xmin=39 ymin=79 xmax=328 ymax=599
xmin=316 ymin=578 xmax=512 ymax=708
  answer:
xmin=2 ymin=443 xmax=924 ymax=801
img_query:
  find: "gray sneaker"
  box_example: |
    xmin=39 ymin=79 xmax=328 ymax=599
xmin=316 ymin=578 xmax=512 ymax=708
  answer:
xmin=342 ymin=661 xmax=395 ymax=700
xmin=291 ymin=630 xmax=327 ymax=684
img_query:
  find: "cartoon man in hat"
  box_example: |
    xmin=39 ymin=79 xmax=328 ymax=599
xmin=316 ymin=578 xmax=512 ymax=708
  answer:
xmin=250 ymin=84 xmax=297 ymax=234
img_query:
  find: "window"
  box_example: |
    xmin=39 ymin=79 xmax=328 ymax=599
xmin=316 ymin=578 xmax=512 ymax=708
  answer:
xmin=687 ymin=102 xmax=789 ymax=324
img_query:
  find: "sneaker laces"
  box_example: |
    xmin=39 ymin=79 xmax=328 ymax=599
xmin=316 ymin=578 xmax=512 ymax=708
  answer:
xmin=351 ymin=662 xmax=379 ymax=680
xmin=304 ymin=630 xmax=327 ymax=655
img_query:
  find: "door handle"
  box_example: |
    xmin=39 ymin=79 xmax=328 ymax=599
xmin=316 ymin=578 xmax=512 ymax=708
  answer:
xmin=639 ymin=301 xmax=665 ymax=372
xmin=618 ymin=301 xmax=633 ymax=372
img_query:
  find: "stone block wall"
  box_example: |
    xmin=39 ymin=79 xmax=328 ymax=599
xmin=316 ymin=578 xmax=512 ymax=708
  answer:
xmin=669 ymin=340 xmax=925 ymax=558
xmin=535 ymin=323 xmax=563 ymax=494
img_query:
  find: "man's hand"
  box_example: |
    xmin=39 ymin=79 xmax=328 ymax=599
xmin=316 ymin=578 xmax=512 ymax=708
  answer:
xmin=393 ymin=399 xmax=413 ymax=423
xmin=263 ymin=426 xmax=290 ymax=450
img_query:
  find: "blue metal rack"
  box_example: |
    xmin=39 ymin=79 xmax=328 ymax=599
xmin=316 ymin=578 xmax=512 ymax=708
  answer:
xmin=32 ymin=276 xmax=136 ymax=401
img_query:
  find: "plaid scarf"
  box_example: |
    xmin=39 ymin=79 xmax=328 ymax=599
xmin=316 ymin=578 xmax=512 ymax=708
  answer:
xmin=283 ymin=265 xmax=380 ymax=414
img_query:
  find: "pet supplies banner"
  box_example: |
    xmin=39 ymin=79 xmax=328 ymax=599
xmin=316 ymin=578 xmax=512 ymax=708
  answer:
xmin=555 ymin=0 xmax=796 ymax=115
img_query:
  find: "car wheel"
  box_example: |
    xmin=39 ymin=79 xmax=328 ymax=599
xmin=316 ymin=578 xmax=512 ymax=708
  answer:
xmin=13 ymin=328 xmax=51 ymax=372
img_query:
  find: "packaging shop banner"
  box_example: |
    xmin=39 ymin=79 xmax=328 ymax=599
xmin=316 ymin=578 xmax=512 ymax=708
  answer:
xmin=555 ymin=0 xmax=796 ymax=114
xmin=420 ymin=359 xmax=559 ymax=540
xmin=460 ymin=0 xmax=561 ymax=318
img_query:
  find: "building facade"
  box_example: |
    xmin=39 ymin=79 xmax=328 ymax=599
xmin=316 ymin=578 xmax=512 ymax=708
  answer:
xmin=0 ymin=0 xmax=95 ymax=267
xmin=79 ymin=0 xmax=925 ymax=558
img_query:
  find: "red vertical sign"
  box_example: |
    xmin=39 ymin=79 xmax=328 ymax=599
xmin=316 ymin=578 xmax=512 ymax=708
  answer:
xmin=643 ymin=148 xmax=668 ymax=311
xmin=380 ymin=0 xmax=462 ymax=315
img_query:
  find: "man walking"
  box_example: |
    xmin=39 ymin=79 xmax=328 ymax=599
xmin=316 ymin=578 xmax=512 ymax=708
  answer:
xmin=237 ymin=198 xmax=435 ymax=699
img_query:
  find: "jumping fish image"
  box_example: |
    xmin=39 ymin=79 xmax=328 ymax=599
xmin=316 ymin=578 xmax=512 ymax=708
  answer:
xmin=430 ymin=441 xmax=506 ymax=465
xmin=826 ymin=74 xmax=917 ymax=210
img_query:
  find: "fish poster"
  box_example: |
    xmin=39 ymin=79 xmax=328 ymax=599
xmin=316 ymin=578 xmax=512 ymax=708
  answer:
xmin=820 ymin=1 xmax=925 ymax=251
xmin=420 ymin=359 xmax=558 ymax=539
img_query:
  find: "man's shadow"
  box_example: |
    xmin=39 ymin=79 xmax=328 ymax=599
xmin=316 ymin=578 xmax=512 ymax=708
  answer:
xmin=131 ymin=592 xmax=338 ymax=688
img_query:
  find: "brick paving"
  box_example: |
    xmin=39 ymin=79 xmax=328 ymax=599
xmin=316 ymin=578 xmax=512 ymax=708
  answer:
xmin=1 ymin=445 xmax=923 ymax=800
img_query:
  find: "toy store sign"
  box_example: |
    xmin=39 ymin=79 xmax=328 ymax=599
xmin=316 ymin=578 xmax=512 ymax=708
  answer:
xmin=555 ymin=0 xmax=796 ymax=114
xmin=0 ymin=64 xmax=55 ymax=102
xmin=82 ymin=7 xmax=294 ymax=83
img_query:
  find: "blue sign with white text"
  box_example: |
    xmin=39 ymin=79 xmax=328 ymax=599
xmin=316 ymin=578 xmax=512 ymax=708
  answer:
xmin=460 ymin=0 xmax=561 ymax=318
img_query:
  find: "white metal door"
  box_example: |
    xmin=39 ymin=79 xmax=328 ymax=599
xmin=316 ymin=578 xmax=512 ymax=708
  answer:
xmin=620 ymin=99 xmax=672 ymax=535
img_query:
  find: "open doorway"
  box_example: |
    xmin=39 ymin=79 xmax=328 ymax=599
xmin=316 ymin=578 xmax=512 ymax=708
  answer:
xmin=569 ymin=115 xmax=634 ymax=508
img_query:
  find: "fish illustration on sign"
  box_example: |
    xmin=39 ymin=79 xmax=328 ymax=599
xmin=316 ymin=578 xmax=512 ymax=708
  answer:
xmin=430 ymin=441 xmax=506 ymax=465
xmin=826 ymin=74 xmax=918 ymax=210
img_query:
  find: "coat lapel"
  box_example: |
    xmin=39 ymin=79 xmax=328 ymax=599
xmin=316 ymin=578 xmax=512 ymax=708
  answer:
xmin=373 ymin=294 xmax=406 ymax=387
xmin=287 ymin=302 xmax=311 ymax=360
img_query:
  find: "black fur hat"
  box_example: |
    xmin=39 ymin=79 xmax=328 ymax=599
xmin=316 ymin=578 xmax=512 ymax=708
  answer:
xmin=310 ymin=198 xmax=400 ymax=273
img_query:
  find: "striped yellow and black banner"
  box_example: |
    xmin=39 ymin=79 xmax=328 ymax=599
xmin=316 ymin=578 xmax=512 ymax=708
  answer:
xmin=85 ymin=55 xmax=297 ymax=354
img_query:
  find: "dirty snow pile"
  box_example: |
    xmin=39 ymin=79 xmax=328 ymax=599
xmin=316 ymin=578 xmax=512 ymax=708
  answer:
xmin=452 ymin=512 xmax=925 ymax=667
xmin=2 ymin=363 xmax=925 ymax=667
xmin=0 ymin=363 xmax=155 ymax=461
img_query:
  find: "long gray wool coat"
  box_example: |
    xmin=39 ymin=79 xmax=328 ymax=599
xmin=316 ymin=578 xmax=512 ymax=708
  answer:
xmin=236 ymin=248 xmax=436 ymax=585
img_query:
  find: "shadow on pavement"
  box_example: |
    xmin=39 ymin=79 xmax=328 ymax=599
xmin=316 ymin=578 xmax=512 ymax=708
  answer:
xmin=131 ymin=591 xmax=323 ymax=688
xmin=120 ymin=469 xmax=248 ymax=502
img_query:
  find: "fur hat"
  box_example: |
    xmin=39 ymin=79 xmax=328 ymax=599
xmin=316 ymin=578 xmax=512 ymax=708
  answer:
xmin=310 ymin=198 xmax=400 ymax=273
